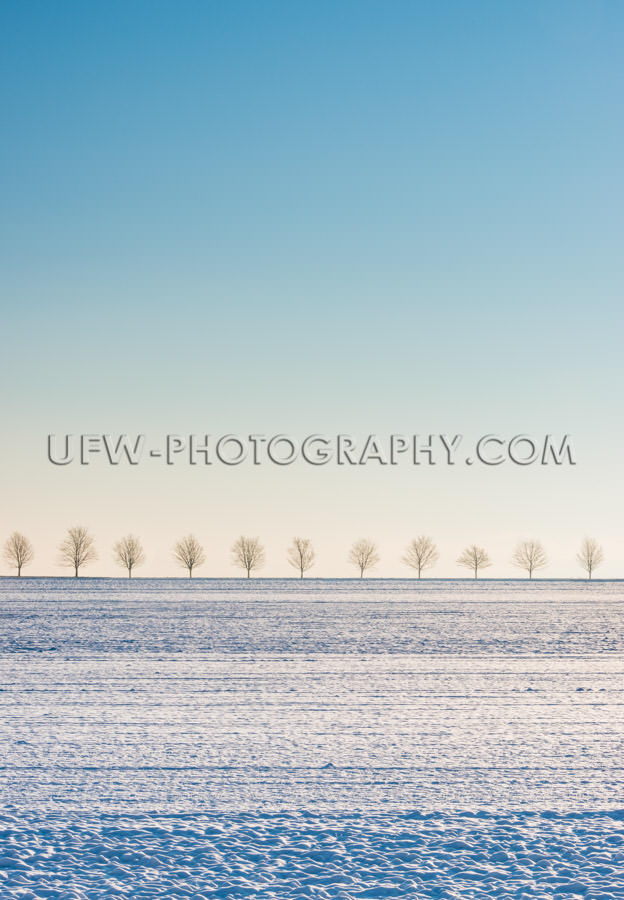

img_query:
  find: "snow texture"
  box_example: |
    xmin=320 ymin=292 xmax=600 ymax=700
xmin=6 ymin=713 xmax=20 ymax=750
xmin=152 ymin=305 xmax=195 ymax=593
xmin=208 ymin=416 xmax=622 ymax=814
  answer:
xmin=0 ymin=578 xmax=622 ymax=898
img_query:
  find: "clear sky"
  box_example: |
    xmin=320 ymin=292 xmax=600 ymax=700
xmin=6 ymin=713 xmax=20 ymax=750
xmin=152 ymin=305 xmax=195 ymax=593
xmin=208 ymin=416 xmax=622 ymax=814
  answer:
xmin=1 ymin=1 xmax=623 ymax=577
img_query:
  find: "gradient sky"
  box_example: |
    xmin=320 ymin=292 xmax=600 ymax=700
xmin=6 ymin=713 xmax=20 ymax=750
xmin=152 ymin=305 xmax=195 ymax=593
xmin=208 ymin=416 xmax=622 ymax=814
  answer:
xmin=1 ymin=1 xmax=623 ymax=577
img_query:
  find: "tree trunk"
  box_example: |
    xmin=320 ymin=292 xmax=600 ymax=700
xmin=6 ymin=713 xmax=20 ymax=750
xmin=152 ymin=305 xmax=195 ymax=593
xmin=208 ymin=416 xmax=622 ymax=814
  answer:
xmin=17 ymin=565 xmax=22 ymax=577
xmin=75 ymin=565 xmax=78 ymax=577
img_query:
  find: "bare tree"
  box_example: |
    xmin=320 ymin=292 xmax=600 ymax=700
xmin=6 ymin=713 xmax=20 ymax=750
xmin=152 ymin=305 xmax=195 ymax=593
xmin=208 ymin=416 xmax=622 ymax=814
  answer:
xmin=173 ymin=534 xmax=206 ymax=578
xmin=457 ymin=544 xmax=492 ymax=579
xmin=58 ymin=526 xmax=98 ymax=577
xmin=3 ymin=532 xmax=34 ymax=576
xmin=113 ymin=534 xmax=146 ymax=578
xmin=512 ymin=539 xmax=548 ymax=579
xmin=576 ymin=537 xmax=604 ymax=580
xmin=348 ymin=538 xmax=380 ymax=578
xmin=287 ymin=537 xmax=315 ymax=579
xmin=232 ymin=536 xmax=265 ymax=577
xmin=401 ymin=535 xmax=439 ymax=578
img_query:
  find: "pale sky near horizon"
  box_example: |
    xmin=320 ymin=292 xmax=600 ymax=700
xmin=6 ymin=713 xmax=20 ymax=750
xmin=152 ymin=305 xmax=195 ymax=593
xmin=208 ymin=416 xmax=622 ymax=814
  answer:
xmin=1 ymin=1 xmax=623 ymax=577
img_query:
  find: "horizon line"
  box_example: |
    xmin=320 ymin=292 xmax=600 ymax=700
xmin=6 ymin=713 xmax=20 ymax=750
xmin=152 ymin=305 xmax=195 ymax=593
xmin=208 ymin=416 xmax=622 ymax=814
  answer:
xmin=0 ymin=575 xmax=618 ymax=583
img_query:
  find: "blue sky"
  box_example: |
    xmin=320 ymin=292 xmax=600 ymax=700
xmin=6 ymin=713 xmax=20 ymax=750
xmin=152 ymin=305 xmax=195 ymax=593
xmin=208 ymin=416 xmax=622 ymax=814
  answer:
xmin=1 ymin=1 xmax=623 ymax=576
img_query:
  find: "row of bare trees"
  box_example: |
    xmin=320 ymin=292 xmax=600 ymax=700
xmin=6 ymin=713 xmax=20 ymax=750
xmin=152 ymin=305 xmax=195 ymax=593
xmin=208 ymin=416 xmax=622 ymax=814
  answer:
xmin=2 ymin=529 xmax=607 ymax=580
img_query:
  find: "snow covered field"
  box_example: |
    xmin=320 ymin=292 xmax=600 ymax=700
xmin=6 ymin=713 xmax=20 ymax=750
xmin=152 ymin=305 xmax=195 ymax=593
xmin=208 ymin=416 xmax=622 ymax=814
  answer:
xmin=0 ymin=578 xmax=622 ymax=898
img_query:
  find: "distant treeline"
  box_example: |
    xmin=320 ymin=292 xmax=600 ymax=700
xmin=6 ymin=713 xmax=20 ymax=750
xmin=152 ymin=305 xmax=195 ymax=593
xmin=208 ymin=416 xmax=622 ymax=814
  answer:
xmin=2 ymin=529 xmax=605 ymax=580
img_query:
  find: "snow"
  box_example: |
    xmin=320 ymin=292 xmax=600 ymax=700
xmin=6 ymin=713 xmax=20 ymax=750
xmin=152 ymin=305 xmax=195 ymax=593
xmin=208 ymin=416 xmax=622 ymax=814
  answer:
xmin=0 ymin=577 xmax=622 ymax=897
